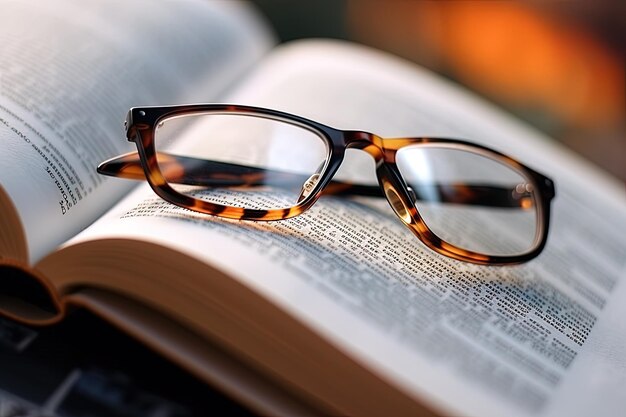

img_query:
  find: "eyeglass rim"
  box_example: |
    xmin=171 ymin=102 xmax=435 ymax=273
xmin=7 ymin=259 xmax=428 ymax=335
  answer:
xmin=126 ymin=104 xmax=343 ymax=219
xmin=118 ymin=103 xmax=555 ymax=265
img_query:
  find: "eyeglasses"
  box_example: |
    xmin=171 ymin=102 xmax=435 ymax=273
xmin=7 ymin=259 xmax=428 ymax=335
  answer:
xmin=97 ymin=104 xmax=555 ymax=265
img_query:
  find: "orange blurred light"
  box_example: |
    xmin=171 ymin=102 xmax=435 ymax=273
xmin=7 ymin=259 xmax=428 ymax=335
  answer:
xmin=348 ymin=1 xmax=624 ymax=130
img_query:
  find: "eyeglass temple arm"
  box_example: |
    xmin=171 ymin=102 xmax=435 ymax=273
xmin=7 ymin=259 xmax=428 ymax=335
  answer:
xmin=98 ymin=152 xmax=532 ymax=208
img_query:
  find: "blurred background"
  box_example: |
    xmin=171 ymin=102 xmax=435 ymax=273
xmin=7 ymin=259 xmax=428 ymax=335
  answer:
xmin=250 ymin=0 xmax=625 ymax=183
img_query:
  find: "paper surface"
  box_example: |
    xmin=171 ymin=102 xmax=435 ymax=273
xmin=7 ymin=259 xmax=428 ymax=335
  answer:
xmin=54 ymin=40 xmax=626 ymax=417
xmin=0 ymin=0 xmax=273 ymax=263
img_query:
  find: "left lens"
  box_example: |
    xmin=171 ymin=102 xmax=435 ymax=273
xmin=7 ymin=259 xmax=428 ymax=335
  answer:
xmin=153 ymin=112 xmax=330 ymax=211
xmin=396 ymin=144 xmax=540 ymax=257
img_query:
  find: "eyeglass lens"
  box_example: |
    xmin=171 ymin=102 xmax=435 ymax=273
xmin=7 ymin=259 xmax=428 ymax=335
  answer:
xmin=153 ymin=113 xmax=330 ymax=210
xmin=396 ymin=145 xmax=539 ymax=257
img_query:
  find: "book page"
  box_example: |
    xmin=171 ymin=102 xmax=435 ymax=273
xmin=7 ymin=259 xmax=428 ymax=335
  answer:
xmin=47 ymin=40 xmax=626 ymax=417
xmin=0 ymin=0 xmax=273 ymax=263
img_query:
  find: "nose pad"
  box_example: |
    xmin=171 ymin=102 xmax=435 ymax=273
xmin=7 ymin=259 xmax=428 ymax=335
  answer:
xmin=297 ymin=173 xmax=321 ymax=203
xmin=297 ymin=160 xmax=326 ymax=203
xmin=384 ymin=185 xmax=412 ymax=224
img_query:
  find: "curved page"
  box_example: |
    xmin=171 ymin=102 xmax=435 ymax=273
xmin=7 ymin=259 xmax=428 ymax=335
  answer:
xmin=0 ymin=0 xmax=273 ymax=263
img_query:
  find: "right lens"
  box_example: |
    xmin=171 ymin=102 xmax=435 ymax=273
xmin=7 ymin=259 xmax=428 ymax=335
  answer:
xmin=396 ymin=144 xmax=540 ymax=257
xmin=153 ymin=112 xmax=330 ymax=211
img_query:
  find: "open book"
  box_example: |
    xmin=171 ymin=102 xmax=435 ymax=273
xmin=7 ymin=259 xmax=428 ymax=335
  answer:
xmin=2 ymin=1 xmax=626 ymax=416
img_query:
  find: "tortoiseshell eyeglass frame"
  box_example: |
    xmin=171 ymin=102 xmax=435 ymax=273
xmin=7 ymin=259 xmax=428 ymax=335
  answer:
xmin=98 ymin=104 xmax=555 ymax=265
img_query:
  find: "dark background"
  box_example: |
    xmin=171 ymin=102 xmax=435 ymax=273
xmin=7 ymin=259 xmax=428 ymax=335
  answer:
xmin=251 ymin=0 xmax=625 ymax=182
xmin=0 ymin=310 xmax=254 ymax=416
